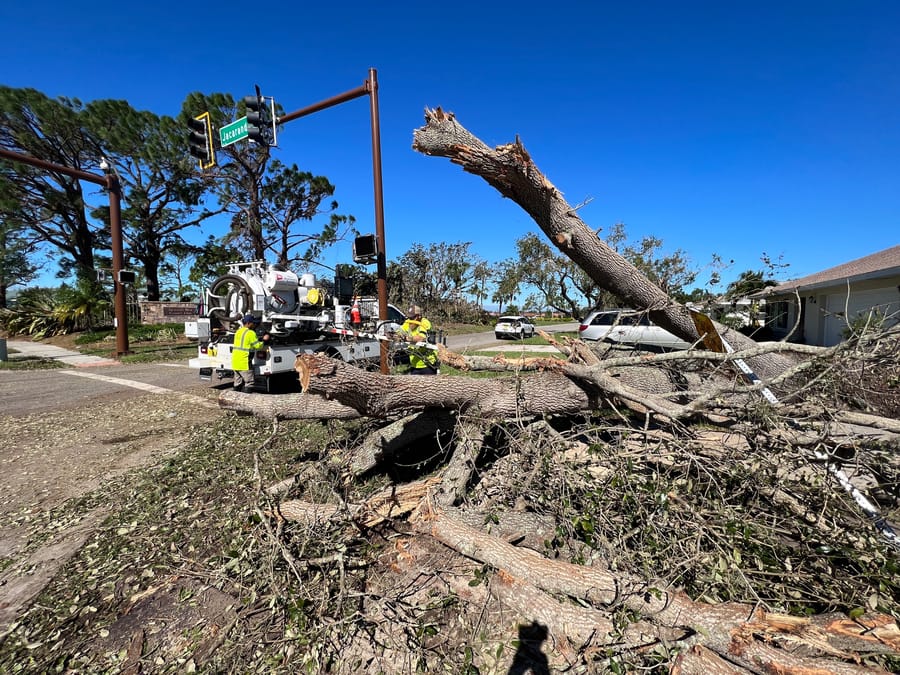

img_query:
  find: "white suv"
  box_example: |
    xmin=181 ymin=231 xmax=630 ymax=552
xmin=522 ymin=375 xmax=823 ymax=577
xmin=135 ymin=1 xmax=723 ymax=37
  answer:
xmin=494 ymin=315 xmax=536 ymax=340
xmin=578 ymin=309 xmax=691 ymax=350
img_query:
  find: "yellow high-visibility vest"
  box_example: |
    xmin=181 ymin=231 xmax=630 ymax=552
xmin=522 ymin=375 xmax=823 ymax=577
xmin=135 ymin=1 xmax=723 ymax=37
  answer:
xmin=232 ymin=326 xmax=262 ymax=370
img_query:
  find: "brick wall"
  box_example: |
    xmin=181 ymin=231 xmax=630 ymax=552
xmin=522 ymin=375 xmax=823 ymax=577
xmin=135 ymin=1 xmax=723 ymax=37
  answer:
xmin=139 ymin=301 xmax=200 ymax=325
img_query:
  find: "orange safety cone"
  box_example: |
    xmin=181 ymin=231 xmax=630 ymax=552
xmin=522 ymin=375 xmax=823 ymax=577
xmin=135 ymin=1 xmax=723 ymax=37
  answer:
xmin=350 ymin=300 xmax=362 ymax=328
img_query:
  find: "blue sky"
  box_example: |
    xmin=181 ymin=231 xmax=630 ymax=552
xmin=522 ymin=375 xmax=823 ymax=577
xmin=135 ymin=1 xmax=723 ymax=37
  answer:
xmin=3 ymin=0 xmax=898 ymax=295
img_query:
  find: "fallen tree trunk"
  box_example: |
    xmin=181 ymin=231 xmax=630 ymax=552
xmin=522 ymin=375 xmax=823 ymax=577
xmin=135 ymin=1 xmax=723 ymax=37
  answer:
xmin=267 ymin=484 xmax=900 ymax=672
xmin=290 ymin=353 xmax=597 ymax=418
xmin=218 ymin=342 xmax=900 ymax=444
xmin=414 ymin=505 xmax=899 ymax=673
xmin=209 ymin=110 xmax=900 ymax=674
xmin=218 ymin=388 xmax=361 ymax=419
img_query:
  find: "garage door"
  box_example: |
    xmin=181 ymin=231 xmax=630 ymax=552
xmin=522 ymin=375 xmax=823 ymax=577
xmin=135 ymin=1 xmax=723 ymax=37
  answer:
xmin=823 ymin=287 xmax=899 ymax=346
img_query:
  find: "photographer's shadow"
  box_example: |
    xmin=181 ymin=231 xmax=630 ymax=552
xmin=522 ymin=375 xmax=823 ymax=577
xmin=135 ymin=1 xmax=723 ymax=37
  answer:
xmin=507 ymin=621 xmax=550 ymax=675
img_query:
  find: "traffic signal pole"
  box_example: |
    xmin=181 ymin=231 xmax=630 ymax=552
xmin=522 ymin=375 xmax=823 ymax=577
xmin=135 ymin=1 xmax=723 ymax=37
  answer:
xmin=0 ymin=147 xmax=130 ymax=356
xmin=106 ymin=171 xmax=129 ymax=356
xmin=277 ymin=68 xmax=391 ymax=373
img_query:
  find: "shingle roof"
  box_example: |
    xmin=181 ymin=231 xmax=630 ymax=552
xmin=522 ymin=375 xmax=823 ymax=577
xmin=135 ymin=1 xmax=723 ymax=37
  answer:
xmin=753 ymin=244 xmax=900 ymax=297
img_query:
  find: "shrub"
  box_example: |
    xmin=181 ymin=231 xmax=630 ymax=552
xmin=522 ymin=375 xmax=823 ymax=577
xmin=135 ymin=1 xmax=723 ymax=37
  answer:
xmin=0 ymin=282 xmax=111 ymax=337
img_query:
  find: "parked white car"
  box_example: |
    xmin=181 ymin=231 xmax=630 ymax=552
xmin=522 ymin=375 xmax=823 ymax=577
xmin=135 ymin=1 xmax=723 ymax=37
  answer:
xmin=578 ymin=309 xmax=691 ymax=350
xmin=494 ymin=315 xmax=536 ymax=340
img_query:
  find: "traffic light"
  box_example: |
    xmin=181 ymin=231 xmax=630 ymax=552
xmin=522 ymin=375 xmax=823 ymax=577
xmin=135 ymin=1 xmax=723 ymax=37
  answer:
xmin=245 ymin=93 xmax=273 ymax=145
xmin=187 ymin=112 xmax=216 ymax=169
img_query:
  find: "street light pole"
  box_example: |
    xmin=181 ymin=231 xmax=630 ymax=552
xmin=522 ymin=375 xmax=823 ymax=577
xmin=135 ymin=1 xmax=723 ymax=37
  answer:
xmin=0 ymin=147 xmax=130 ymax=355
xmin=105 ymin=170 xmax=129 ymax=356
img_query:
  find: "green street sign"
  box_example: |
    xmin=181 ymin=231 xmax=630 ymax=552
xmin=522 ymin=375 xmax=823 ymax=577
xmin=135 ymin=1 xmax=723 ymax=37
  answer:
xmin=219 ymin=116 xmax=248 ymax=147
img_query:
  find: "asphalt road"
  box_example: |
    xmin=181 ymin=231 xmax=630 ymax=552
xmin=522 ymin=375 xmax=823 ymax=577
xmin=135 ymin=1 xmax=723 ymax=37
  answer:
xmin=1 ymin=323 xmax=581 ymax=417
xmin=444 ymin=322 xmax=579 ymax=351
xmin=1 ymin=360 xmax=221 ymax=418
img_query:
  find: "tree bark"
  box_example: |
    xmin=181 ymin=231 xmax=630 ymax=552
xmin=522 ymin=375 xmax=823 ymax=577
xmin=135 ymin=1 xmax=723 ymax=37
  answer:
xmin=347 ymin=409 xmax=458 ymax=477
xmin=218 ymin=388 xmax=362 ymax=419
xmin=413 ymin=505 xmax=898 ymax=674
xmin=292 ymin=353 xmax=597 ymax=418
xmin=226 ymin=353 xmax=739 ymax=427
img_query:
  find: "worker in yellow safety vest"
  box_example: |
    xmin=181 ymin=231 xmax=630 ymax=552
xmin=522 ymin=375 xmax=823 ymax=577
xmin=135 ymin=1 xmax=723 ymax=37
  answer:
xmin=233 ymin=314 xmax=269 ymax=391
xmin=399 ymin=305 xmax=439 ymax=375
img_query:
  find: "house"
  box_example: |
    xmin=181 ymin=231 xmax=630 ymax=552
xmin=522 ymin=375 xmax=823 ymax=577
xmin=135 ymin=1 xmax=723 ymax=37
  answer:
xmin=688 ymin=297 xmax=765 ymax=328
xmin=750 ymin=245 xmax=900 ymax=346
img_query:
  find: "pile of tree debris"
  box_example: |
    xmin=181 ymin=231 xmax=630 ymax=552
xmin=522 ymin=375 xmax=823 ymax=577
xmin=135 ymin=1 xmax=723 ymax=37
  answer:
xmin=217 ymin=110 xmax=900 ymax=673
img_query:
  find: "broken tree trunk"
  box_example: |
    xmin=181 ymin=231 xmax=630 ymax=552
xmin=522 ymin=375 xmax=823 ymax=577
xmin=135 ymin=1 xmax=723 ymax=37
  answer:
xmin=291 ymin=353 xmax=597 ymax=418
xmin=412 ymin=107 xmax=797 ymax=384
xmin=220 ymin=350 xmax=746 ymax=427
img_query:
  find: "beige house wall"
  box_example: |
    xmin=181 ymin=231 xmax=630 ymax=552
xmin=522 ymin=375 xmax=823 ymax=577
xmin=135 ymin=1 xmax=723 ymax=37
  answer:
xmin=765 ymin=275 xmax=900 ymax=345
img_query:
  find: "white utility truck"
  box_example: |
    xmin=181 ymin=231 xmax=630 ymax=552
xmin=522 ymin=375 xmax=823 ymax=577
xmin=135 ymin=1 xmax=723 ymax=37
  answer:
xmin=186 ymin=260 xmax=406 ymax=391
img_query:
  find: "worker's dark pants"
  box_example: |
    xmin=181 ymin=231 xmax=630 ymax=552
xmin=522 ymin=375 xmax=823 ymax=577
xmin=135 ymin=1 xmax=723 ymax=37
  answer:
xmin=408 ymin=365 xmax=438 ymax=375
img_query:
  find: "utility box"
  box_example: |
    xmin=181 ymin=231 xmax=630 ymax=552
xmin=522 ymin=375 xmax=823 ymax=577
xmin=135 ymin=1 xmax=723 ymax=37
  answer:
xmin=185 ymin=319 xmax=211 ymax=340
xmin=334 ymin=276 xmax=354 ymax=304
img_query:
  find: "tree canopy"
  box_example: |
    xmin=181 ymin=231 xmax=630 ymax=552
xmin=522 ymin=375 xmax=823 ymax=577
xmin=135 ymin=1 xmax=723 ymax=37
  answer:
xmin=0 ymin=86 xmax=363 ymax=304
xmin=3 ymin=85 xmax=779 ymax=318
xmin=0 ymin=87 xmax=104 ymax=280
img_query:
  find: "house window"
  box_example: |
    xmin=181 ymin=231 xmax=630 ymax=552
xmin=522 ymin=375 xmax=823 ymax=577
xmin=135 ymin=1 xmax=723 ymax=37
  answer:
xmin=770 ymin=301 xmax=789 ymax=330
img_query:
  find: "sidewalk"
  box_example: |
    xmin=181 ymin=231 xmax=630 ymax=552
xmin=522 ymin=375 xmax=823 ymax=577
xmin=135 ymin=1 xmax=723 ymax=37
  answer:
xmin=3 ymin=340 xmax=118 ymax=367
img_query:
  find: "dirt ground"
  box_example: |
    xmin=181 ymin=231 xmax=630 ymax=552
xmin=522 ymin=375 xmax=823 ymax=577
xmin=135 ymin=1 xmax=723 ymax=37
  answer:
xmin=0 ymin=341 xmax=223 ymax=636
xmin=4 ymin=330 xmax=898 ymax=673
